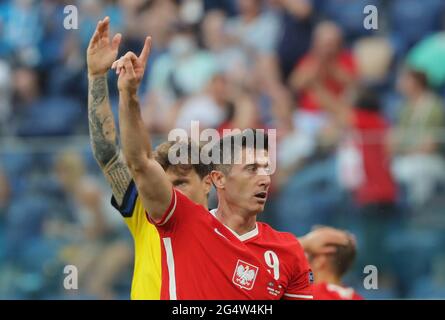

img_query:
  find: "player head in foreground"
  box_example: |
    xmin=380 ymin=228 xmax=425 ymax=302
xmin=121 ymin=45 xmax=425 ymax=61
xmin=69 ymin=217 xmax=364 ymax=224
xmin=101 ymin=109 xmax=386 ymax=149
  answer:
xmin=154 ymin=140 xmax=212 ymax=208
xmin=206 ymin=129 xmax=271 ymax=233
xmin=308 ymin=233 xmax=363 ymax=300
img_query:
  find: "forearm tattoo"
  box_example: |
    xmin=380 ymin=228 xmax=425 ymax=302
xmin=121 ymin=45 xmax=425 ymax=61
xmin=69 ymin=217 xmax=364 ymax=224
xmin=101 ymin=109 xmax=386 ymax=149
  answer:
xmin=88 ymin=75 xmax=131 ymax=205
xmin=88 ymin=76 xmax=117 ymax=166
xmin=104 ymin=153 xmax=132 ymax=205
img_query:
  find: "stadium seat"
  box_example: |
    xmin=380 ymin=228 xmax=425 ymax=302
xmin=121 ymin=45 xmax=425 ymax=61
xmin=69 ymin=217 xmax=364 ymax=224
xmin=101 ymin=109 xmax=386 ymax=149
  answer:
xmin=3 ymin=195 xmax=49 ymax=262
xmin=409 ymin=276 xmax=445 ymax=299
xmin=385 ymin=228 xmax=443 ymax=295
xmin=15 ymin=97 xmax=82 ymax=137
xmin=273 ymin=158 xmax=345 ymax=235
xmin=319 ymin=0 xmax=382 ymax=42
xmin=389 ymin=0 xmax=445 ymax=55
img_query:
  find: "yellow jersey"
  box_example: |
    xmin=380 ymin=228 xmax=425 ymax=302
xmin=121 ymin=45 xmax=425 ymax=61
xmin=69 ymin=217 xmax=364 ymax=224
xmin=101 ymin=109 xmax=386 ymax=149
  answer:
xmin=112 ymin=181 xmax=161 ymax=300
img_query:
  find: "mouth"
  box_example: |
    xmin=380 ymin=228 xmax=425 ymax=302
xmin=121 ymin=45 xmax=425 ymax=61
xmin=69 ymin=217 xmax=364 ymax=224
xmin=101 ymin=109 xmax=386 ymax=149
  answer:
xmin=254 ymin=191 xmax=268 ymax=202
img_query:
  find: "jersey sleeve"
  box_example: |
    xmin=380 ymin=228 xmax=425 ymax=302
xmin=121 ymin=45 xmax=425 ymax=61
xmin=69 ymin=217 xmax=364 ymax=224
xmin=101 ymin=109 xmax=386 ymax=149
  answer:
xmin=283 ymin=239 xmax=314 ymax=300
xmin=111 ymin=180 xmax=144 ymax=237
xmin=145 ymin=188 xmax=198 ymax=233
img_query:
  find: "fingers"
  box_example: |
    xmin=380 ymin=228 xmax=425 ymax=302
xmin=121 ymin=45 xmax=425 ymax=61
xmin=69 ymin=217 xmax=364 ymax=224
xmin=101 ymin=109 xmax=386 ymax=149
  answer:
xmin=138 ymin=36 xmax=152 ymax=65
xmin=97 ymin=17 xmax=109 ymax=38
xmin=318 ymin=246 xmax=338 ymax=255
xmin=100 ymin=16 xmax=110 ymax=41
xmin=88 ymin=17 xmax=109 ymax=48
xmin=112 ymin=52 xmax=138 ymax=75
xmin=88 ymin=20 xmax=102 ymax=47
xmin=111 ymin=33 xmax=122 ymax=52
xmin=111 ymin=59 xmax=118 ymax=70
xmin=311 ymin=226 xmax=350 ymax=245
xmin=322 ymin=229 xmax=350 ymax=246
xmin=123 ymin=57 xmax=137 ymax=79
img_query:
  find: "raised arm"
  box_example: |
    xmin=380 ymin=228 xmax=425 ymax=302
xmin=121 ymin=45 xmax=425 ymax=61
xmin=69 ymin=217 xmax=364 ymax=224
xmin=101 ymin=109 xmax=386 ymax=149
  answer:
xmin=87 ymin=17 xmax=131 ymax=206
xmin=114 ymin=38 xmax=173 ymax=221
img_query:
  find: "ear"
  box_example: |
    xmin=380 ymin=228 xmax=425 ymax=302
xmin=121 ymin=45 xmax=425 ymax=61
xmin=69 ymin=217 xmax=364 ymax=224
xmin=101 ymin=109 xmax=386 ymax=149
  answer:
xmin=311 ymin=254 xmax=328 ymax=271
xmin=202 ymin=174 xmax=212 ymax=195
xmin=210 ymin=170 xmax=225 ymax=190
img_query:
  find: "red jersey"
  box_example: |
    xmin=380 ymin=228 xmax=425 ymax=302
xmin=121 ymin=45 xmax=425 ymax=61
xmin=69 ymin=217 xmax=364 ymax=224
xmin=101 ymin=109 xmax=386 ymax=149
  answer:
xmin=352 ymin=109 xmax=397 ymax=205
xmin=296 ymin=50 xmax=358 ymax=112
xmin=313 ymin=283 xmax=363 ymax=300
xmin=147 ymin=188 xmax=313 ymax=300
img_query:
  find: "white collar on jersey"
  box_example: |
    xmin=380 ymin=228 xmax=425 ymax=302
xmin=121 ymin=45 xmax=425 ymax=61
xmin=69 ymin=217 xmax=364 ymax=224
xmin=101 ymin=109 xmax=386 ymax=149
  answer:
xmin=209 ymin=209 xmax=259 ymax=242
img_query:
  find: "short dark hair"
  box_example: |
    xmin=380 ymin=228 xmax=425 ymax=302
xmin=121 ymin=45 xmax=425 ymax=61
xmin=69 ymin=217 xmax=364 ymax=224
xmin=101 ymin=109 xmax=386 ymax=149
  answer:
xmin=355 ymin=88 xmax=381 ymax=112
xmin=407 ymin=69 xmax=429 ymax=89
xmin=209 ymin=129 xmax=269 ymax=174
xmin=327 ymin=238 xmax=356 ymax=278
xmin=154 ymin=140 xmax=211 ymax=179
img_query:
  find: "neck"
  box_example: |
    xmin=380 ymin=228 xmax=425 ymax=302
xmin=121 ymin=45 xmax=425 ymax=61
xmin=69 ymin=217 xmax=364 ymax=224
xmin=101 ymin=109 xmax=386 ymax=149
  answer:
xmin=215 ymin=199 xmax=257 ymax=236
xmin=408 ymin=89 xmax=425 ymax=103
xmin=315 ymin=272 xmax=342 ymax=286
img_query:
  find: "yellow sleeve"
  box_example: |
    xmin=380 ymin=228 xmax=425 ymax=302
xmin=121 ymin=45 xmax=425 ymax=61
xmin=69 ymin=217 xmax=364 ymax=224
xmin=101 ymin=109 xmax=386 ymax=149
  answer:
xmin=111 ymin=180 xmax=142 ymax=237
xmin=111 ymin=181 xmax=162 ymax=299
xmin=123 ymin=196 xmax=146 ymax=237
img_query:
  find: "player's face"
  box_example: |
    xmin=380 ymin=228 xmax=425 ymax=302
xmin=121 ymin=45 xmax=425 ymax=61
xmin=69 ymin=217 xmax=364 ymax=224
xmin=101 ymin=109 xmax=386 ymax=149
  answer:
xmin=166 ymin=168 xmax=210 ymax=208
xmin=224 ymin=147 xmax=271 ymax=214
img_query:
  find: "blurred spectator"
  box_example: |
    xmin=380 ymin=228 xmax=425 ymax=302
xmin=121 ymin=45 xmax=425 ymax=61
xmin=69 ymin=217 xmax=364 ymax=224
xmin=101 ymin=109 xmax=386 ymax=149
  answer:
xmin=217 ymin=88 xmax=263 ymax=134
xmin=179 ymin=0 xmax=205 ymax=25
xmin=0 ymin=0 xmax=43 ymax=65
xmin=11 ymin=65 xmax=39 ymax=112
xmin=316 ymin=85 xmax=399 ymax=279
xmin=11 ymin=66 xmax=82 ymax=136
xmin=51 ymin=150 xmax=132 ymax=299
xmin=407 ymin=32 xmax=445 ymax=89
xmin=137 ymin=0 xmax=178 ymax=53
xmin=39 ymin=0 xmax=72 ymax=68
xmin=173 ymin=73 xmax=230 ymax=132
xmin=270 ymin=0 xmax=314 ymax=80
xmin=0 ymin=59 xmax=11 ymax=133
xmin=143 ymin=22 xmax=218 ymax=133
xmin=289 ymin=21 xmax=358 ymax=136
xmin=391 ymin=69 xmax=445 ymax=207
xmin=318 ymin=0 xmax=381 ymax=43
xmin=149 ymin=22 xmax=218 ymax=97
xmin=0 ymin=165 xmax=10 ymax=222
xmin=204 ymin=0 xmax=237 ymax=16
xmin=353 ymin=37 xmax=394 ymax=87
xmin=225 ymin=0 xmax=281 ymax=55
xmin=201 ymin=10 xmax=248 ymax=85
xmin=47 ymin=33 xmax=85 ymax=98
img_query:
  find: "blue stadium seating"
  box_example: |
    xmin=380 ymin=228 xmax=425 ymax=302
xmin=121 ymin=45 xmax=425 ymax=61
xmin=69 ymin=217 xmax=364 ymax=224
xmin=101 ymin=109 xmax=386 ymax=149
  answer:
xmin=15 ymin=97 xmax=82 ymax=137
xmin=389 ymin=0 xmax=445 ymax=55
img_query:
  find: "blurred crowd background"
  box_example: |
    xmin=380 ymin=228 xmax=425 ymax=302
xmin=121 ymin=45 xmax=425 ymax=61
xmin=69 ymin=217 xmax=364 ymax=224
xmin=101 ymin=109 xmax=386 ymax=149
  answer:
xmin=1 ymin=0 xmax=445 ymax=299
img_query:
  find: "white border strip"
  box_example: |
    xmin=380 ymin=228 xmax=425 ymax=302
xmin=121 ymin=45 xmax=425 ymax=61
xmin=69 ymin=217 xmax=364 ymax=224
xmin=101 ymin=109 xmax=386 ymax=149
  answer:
xmin=283 ymin=293 xmax=314 ymax=299
xmin=163 ymin=237 xmax=177 ymax=300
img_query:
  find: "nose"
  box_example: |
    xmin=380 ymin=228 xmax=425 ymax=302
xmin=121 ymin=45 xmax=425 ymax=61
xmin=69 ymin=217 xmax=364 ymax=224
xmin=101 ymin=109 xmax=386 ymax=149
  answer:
xmin=258 ymin=174 xmax=271 ymax=189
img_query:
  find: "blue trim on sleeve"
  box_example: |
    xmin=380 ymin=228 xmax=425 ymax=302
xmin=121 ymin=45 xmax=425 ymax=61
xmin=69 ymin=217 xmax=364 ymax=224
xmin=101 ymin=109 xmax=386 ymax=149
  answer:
xmin=110 ymin=180 xmax=138 ymax=218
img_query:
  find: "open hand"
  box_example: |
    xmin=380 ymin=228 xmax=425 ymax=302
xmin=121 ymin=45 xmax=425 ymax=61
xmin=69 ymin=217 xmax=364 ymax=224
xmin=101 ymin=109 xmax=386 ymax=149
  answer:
xmin=87 ymin=16 xmax=122 ymax=77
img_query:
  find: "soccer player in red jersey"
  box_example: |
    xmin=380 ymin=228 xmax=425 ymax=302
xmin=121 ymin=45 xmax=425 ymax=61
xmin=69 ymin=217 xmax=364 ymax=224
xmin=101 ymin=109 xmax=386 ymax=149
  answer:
xmin=309 ymin=235 xmax=363 ymax=300
xmin=113 ymin=36 xmax=314 ymax=300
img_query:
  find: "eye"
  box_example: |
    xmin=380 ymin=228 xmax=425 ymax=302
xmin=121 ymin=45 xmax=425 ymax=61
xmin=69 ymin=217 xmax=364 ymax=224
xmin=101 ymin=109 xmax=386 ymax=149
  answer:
xmin=173 ymin=180 xmax=188 ymax=187
xmin=246 ymin=165 xmax=257 ymax=173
